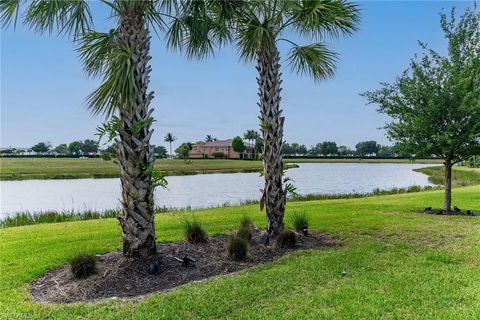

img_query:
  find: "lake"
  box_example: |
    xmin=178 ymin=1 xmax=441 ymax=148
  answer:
xmin=0 ymin=163 xmax=435 ymax=218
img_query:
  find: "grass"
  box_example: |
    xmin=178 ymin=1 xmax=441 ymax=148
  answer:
xmin=1 ymin=177 xmax=480 ymax=318
xmin=415 ymin=165 xmax=480 ymax=187
xmin=0 ymin=209 xmax=119 ymax=228
xmin=284 ymin=157 xmax=443 ymax=164
xmin=0 ymin=158 xmax=297 ymax=181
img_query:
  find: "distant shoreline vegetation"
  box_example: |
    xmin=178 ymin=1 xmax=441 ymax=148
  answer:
xmin=0 ymin=158 xmax=298 ymax=181
xmin=0 ymin=157 xmax=443 ymax=181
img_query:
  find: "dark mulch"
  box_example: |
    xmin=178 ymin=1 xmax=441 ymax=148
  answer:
xmin=419 ymin=208 xmax=478 ymax=216
xmin=30 ymin=230 xmax=335 ymax=304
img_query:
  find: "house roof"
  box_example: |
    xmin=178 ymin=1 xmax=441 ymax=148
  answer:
xmin=195 ymin=139 xmax=232 ymax=148
xmin=193 ymin=139 xmax=255 ymax=148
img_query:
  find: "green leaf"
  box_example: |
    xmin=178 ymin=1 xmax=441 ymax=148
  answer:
xmin=287 ymin=43 xmax=338 ymax=81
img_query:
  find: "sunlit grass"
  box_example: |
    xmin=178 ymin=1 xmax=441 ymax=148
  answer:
xmin=0 ymin=183 xmax=479 ymax=319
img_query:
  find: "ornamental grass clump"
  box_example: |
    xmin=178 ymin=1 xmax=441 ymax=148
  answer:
xmin=275 ymin=230 xmax=297 ymax=249
xmin=290 ymin=211 xmax=309 ymax=232
xmin=70 ymin=253 xmax=97 ymax=279
xmin=237 ymin=217 xmax=255 ymax=241
xmin=228 ymin=236 xmax=248 ymax=261
xmin=184 ymin=219 xmax=208 ymax=244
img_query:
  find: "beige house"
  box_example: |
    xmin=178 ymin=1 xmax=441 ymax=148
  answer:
xmin=189 ymin=139 xmax=255 ymax=159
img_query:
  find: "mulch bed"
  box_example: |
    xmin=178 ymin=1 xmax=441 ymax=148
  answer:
xmin=31 ymin=230 xmax=335 ymax=304
xmin=418 ymin=207 xmax=478 ymax=216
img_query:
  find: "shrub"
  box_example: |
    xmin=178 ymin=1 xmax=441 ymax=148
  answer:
xmin=100 ymin=152 xmax=112 ymax=161
xmin=212 ymin=151 xmax=226 ymax=159
xmin=290 ymin=211 xmax=309 ymax=232
xmin=228 ymin=236 xmax=248 ymax=261
xmin=237 ymin=225 xmax=253 ymax=242
xmin=275 ymin=230 xmax=297 ymax=249
xmin=70 ymin=253 xmax=97 ymax=279
xmin=184 ymin=219 xmax=208 ymax=244
xmin=237 ymin=217 xmax=254 ymax=241
xmin=239 ymin=216 xmax=254 ymax=230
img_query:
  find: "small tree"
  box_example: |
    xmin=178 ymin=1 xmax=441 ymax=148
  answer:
xmin=53 ymin=144 xmax=68 ymax=154
xmin=175 ymin=142 xmax=192 ymax=159
xmin=82 ymin=139 xmax=99 ymax=155
xmin=282 ymin=143 xmax=294 ymax=156
xmin=153 ymin=145 xmax=168 ymax=159
xmin=31 ymin=142 xmax=51 ymax=154
xmin=363 ymin=6 xmax=480 ymax=211
xmin=232 ymin=136 xmax=246 ymax=153
xmin=321 ymin=141 xmax=338 ymax=155
xmin=68 ymin=141 xmax=83 ymax=155
xmin=355 ymin=141 xmax=379 ymax=156
xmin=338 ymin=146 xmax=353 ymax=156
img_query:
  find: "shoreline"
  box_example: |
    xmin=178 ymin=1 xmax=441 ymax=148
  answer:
xmin=0 ymin=157 xmax=443 ymax=181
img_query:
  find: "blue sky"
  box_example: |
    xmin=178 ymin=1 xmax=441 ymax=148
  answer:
xmin=1 ymin=1 xmax=471 ymax=150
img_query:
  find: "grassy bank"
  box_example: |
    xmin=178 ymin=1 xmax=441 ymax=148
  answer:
xmin=0 ymin=185 xmax=441 ymax=228
xmin=0 ymin=158 xmax=298 ymax=181
xmin=0 ymin=157 xmax=443 ymax=181
xmin=415 ymin=166 xmax=480 ymax=187
xmin=284 ymin=157 xmax=443 ymax=164
xmin=0 ymin=185 xmax=479 ymax=319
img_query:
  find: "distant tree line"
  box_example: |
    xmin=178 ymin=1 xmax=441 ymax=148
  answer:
xmin=281 ymin=140 xmax=416 ymax=158
xmin=1 ymin=140 xmax=169 ymax=159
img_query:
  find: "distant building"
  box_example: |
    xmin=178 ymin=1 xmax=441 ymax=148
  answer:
xmin=189 ymin=139 xmax=255 ymax=159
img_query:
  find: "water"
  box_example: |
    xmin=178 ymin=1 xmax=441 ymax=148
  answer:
xmin=0 ymin=163 xmax=435 ymax=217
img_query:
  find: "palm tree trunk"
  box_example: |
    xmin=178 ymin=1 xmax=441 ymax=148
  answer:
xmin=257 ymin=45 xmax=286 ymax=238
xmin=443 ymin=158 xmax=453 ymax=212
xmin=116 ymin=10 xmax=156 ymax=257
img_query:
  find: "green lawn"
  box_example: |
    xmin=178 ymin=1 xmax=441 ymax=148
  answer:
xmin=285 ymin=157 xmax=443 ymax=164
xmin=1 ymin=183 xmax=479 ymax=319
xmin=415 ymin=166 xmax=480 ymax=187
xmin=0 ymin=158 xmax=294 ymax=180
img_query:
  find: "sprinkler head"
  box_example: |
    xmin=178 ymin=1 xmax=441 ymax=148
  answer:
xmin=302 ymin=227 xmax=309 ymax=236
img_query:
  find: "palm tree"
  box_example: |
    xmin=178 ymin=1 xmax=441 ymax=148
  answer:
xmin=205 ymin=134 xmax=217 ymax=142
xmin=164 ymin=133 xmax=177 ymax=158
xmin=1 ymin=0 xmax=228 ymax=257
xmin=243 ymin=129 xmax=260 ymax=156
xmin=231 ymin=1 xmax=359 ymax=237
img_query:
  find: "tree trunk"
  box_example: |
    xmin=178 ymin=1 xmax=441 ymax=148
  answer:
xmin=443 ymin=159 xmax=453 ymax=212
xmin=116 ymin=10 xmax=156 ymax=257
xmin=257 ymin=45 xmax=286 ymax=238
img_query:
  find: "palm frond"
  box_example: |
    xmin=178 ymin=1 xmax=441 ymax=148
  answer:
xmin=286 ymin=42 xmax=338 ymax=81
xmin=166 ymin=0 xmax=238 ymax=59
xmin=24 ymin=0 xmax=93 ymax=39
xmin=236 ymin=14 xmax=275 ymax=62
xmin=143 ymin=0 xmax=167 ymax=35
xmin=0 ymin=0 xmax=21 ymax=28
xmin=87 ymin=48 xmax=138 ymax=117
xmin=288 ymin=0 xmax=360 ymax=40
xmin=77 ymin=29 xmax=117 ymax=78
